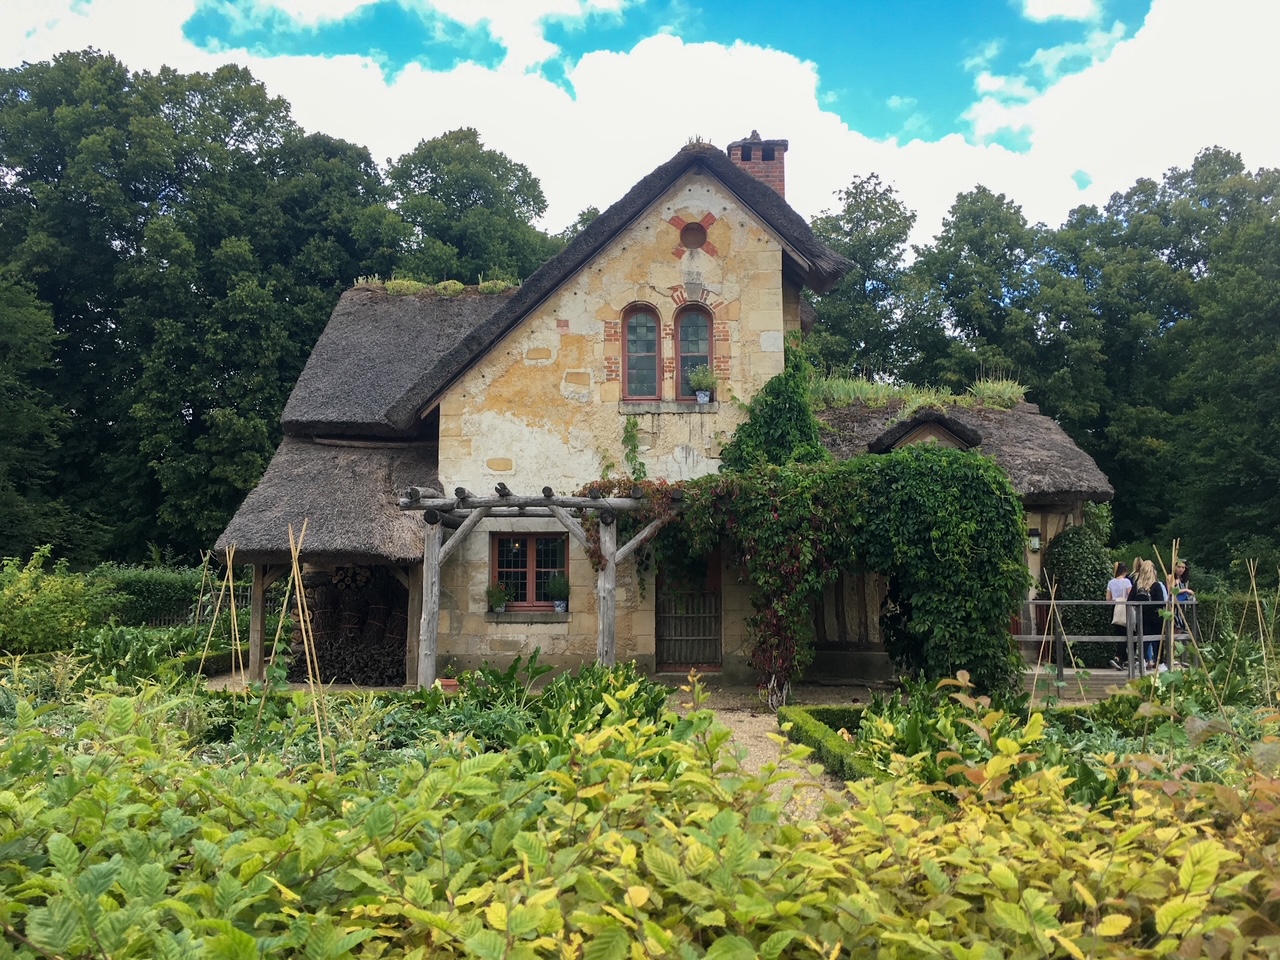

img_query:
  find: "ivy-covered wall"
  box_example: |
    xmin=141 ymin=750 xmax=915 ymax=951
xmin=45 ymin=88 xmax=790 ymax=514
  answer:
xmin=680 ymin=444 xmax=1031 ymax=699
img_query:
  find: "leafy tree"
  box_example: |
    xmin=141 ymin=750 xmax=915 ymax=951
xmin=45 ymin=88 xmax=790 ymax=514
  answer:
xmin=0 ymin=51 xmax=400 ymax=559
xmin=808 ymin=174 xmax=917 ymax=375
xmin=0 ymin=277 xmax=71 ymax=557
xmin=387 ymin=127 xmax=561 ymax=283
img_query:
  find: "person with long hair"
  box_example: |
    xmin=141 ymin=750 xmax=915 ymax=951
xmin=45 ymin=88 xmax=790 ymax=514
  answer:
xmin=1137 ymin=560 xmax=1166 ymax=669
xmin=1106 ymin=561 xmax=1132 ymax=670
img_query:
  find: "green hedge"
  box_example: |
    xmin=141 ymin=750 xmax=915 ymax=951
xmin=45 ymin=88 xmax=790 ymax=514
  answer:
xmin=91 ymin=564 xmax=205 ymax=625
xmin=776 ymin=704 xmax=883 ymax=781
xmin=0 ymin=548 xmax=118 ymax=654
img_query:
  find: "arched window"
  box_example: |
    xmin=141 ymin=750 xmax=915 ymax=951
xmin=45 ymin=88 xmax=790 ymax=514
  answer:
xmin=623 ymin=305 xmax=660 ymax=399
xmin=675 ymin=307 xmax=712 ymax=400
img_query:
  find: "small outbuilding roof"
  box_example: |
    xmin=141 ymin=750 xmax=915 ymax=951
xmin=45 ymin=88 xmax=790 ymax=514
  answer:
xmin=214 ymin=438 xmax=439 ymax=565
xmin=819 ymin=401 xmax=1114 ymax=503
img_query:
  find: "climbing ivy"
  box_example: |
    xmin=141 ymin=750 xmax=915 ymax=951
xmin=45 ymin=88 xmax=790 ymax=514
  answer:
xmin=677 ymin=445 xmax=1030 ymax=703
xmin=718 ymin=342 xmax=830 ymax=471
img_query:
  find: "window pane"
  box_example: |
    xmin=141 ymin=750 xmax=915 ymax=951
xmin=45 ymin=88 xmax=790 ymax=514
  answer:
xmin=677 ymin=312 xmax=710 ymax=396
xmin=625 ymin=312 xmax=658 ymax=398
xmin=495 ymin=536 xmax=529 ymax=603
xmin=679 ymin=313 xmax=709 ymax=353
xmin=534 ymin=536 xmax=567 ymax=601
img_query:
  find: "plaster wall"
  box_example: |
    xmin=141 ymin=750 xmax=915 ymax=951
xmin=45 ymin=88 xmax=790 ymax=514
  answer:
xmin=433 ymin=170 xmax=790 ymax=676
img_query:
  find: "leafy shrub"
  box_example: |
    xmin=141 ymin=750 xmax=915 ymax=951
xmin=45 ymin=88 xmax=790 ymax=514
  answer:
xmin=719 ymin=342 xmax=830 ymax=470
xmin=384 ymin=278 xmax=427 ymax=296
xmin=0 ymin=547 xmax=117 ymax=654
xmin=2 ymin=680 xmax=1277 ymax=959
xmin=434 ymin=279 xmax=465 ymax=297
xmin=477 ymin=278 xmax=510 ymax=294
xmin=91 ymin=563 xmax=203 ymax=625
xmin=73 ymin=624 xmax=225 ymax=684
xmin=1042 ymin=524 xmax=1114 ymax=667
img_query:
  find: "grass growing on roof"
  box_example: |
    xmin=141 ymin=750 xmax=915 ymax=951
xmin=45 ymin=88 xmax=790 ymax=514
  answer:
xmin=811 ymin=376 xmax=1028 ymax=412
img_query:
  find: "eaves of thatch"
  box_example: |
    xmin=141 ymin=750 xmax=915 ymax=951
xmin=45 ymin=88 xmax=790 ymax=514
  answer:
xmin=214 ymin=438 xmax=439 ymax=565
xmin=281 ymin=290 xmax=509 ymax=438
xmin=819 ymin=401 xmax=1114 ymax=504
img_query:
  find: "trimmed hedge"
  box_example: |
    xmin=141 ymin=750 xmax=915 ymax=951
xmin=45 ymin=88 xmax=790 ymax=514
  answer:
xmin=776 ymin=704 xmax=883 ymax=781
xmin=91 ymin=564 xmax=204 ymax=625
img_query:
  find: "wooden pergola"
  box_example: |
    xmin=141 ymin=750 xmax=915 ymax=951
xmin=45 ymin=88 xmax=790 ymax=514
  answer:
xmin=397 ymin=483 xmax=681 ymax=687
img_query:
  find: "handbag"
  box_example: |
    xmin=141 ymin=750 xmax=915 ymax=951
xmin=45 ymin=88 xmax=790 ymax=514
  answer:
xmin=1111 ymin=601 xmax=1127 ymax=626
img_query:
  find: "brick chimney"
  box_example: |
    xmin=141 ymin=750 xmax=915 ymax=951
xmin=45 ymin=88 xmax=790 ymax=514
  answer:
xmin=726 ymin=130 xmax=788 ymax=198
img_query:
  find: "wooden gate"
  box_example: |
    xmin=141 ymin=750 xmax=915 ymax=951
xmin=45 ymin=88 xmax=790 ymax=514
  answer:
xmin=655 ymin=556 xmax=721 ymax=671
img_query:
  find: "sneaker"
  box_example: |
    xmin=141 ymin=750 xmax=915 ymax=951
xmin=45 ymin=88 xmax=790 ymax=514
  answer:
xmin=1110 ymin=658 xmax=1123 ymax=670
xmin=1157 ymin=663 xmax=1169 ymax=673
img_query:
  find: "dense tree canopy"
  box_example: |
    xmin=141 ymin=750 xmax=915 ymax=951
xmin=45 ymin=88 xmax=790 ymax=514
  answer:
xmin=0 ymin=52 xmax=561 ymax=563
xmin=2 ymin=48 xmax=1277 ymax=577
xmin=813 ymin=147 xmax=1280 ymax=578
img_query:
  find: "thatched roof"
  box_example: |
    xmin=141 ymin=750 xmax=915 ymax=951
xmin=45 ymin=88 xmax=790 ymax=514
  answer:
xmin=214 ymin=438 xmax=438 ymax=564
xmin=819 ymin=401 xmax=1114 ymax=503
xmin=282 ymin=289 xmax=508 ymax=437
xmin=283 ymin=142 xmax=850 ymax=437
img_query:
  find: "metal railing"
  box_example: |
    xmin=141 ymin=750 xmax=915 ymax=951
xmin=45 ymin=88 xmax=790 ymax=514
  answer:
xmin=1016 ymin=598 xmax=1201 ymax=683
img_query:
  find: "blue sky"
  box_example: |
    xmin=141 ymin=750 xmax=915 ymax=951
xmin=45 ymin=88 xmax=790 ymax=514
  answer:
xmin=5 ymin=0 xmax=1277 ymax=243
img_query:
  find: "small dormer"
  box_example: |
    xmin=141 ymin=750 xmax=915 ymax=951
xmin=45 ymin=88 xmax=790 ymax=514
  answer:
xmin=867 ymin=409 xmax=983 ymax=454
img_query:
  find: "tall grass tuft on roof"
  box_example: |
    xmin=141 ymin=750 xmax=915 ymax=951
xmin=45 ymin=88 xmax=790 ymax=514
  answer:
xmin=967 ymin=377 xmax=1027 ymax=408
xmin=811 ymin=375 xmax=1028 ymax=413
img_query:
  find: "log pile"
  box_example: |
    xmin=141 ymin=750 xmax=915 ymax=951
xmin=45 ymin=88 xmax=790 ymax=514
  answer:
xmin=289 ymin=566 xmax=407 ymax=685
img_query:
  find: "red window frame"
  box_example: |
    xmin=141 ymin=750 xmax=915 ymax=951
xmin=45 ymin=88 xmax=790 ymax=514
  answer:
xmin=489 ymin=533 xmax=568 ymax=610
xmin=622 ymin=304 xmax=661 ymax=400
xmin=674 ymin=306 xmax=712 ymax=401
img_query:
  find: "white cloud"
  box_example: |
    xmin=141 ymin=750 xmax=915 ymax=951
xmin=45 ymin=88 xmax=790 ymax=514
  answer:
xmin=962 ymin=39 xmax=1003 ymax=72
xmin=1028 ymin=21 xmax=1126 ymax=80
xmin=886 ymin=94 xmax=917 ymax=110
xmin=252 ymin=0 xmax=379 ymax=27
xmin=2 ymin=0 xmax=1279 ymax=255
xmin=1020 ymin=0 xmax=1099 ymax=22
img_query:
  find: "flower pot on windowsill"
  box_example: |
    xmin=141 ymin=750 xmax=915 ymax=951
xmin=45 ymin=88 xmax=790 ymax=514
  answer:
xmin=553 ymin=600 xmax=568 ymax=613
xmin=695 ymin=389 xmax=712 ymax=404
xmin=491 ymin=604 xmax=506 ymax=614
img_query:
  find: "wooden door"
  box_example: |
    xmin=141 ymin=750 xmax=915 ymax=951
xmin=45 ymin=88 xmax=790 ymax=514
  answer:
xmin=655 ymin=553 xmax=721 ymax=670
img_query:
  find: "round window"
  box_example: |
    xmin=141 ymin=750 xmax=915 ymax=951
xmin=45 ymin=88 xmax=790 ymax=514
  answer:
xmin=680 ymin=222 xmax=707 ymax=249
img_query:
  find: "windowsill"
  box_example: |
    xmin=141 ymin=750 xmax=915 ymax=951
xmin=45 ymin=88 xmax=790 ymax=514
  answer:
xmin=618 ymin=400 xmax=719 ymax=414
xmin=485 ymin=611 xmax=572 ymax=623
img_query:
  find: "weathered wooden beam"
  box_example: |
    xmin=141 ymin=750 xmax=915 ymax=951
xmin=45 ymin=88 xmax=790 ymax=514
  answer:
xmin=548 ymin=504 xmax=590 ymax=550
xmin=405 ymin=563 xmax=422 ymax=686
xmin=596 ymin=517 xmax=617 ymax=667
xmin=248 ymin=563 xmax=267 ymax=683
xmin=417 ymin=520 xmax=443 ymax=688
xmin=403 ymin=495 xmax=658 ymax=512
xmin=440 ymin=505 xmax=491 ymax=564
xmin=390 ymin=566 xmax=410 ymax=589
xmin=616 ymin=511 xmax=678 ymax=565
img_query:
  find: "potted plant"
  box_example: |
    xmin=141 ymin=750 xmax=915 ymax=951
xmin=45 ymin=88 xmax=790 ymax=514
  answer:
xmin=546 ymin=573 xmax=570 ymax=613
xmin=436 ymin=657 xmax=460 ymax=692
xmin=486 ymin=581 xmax=510 ymax=613
xmin=686 ymin=364 xmax=716 ymax=403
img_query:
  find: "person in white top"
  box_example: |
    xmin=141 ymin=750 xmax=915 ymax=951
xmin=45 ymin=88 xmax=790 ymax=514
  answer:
xmin=1106 ymin=562 xmax=1132 ymax=670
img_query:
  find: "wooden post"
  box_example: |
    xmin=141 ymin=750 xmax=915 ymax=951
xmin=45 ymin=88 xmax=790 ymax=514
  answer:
xmin=597 ymin=512 xmax=617 ymax=666
xmin=249 ymin=563 xmax=267 ymax=683
xmin=418 ymin=519 xmax=443 ymax=688
xmin=406 ymin=563 xmax=423 ymax=687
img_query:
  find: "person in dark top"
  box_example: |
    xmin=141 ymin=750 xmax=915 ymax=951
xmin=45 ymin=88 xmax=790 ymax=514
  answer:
xmin=1138 ymin=560 xmax=1167 ymax=669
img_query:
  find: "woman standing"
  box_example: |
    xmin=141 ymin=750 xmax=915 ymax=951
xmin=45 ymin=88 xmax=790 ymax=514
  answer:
xmin=1107 ymin=562 xmax=1132 ymax=670
xmin=1137 ymin=560 xmax=1167 ymax=669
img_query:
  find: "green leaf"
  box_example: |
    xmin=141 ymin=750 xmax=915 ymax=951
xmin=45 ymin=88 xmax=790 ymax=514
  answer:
xmin=76 ymin=856 xmax=123 ymax=898
xmin=760 ymin=929 xmax=800 ymax=960
xmin=1178 ymin=840 xmax=1230 ymax=895
xmin=643 ymin=845 xmax=686 ymax=888
xmin=583 ymin=925 xmax=630 ymax=960
xmin=363 ymin=802 xmax=394 ymax=840
xmin=705 ymin=935 xmax=758 ymax=960
xmin=46 ymin=832 xmax=80 ymax=876
xmin=25 ymin=899 xmax=80 ymax=954
xmin=1155 ymin=898 xmax=1205 ymax=936
xmin=206 ymin=927 xmax=260 ymax=960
